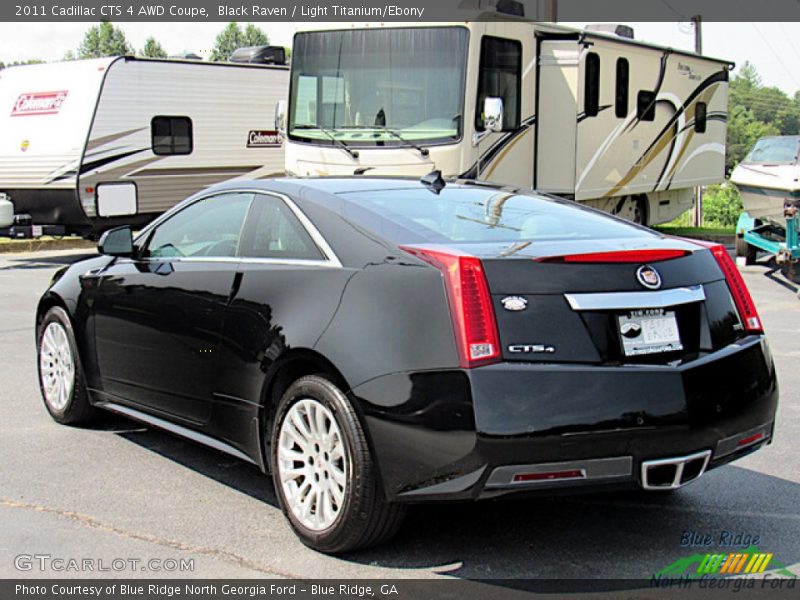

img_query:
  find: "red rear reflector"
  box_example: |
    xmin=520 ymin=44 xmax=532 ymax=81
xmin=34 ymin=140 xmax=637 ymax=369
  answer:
xmin=400 ymin=246 xmax=501 ymax=368
xmin=699 ymin=242 xmax=764 ymax=333
xmin=537 ymin=249 xmax=690 ymax=263
xmin=513 ymin=469 xmax=585 ymax=483
xmin=737 ymin=432 xmax=764 ymax=447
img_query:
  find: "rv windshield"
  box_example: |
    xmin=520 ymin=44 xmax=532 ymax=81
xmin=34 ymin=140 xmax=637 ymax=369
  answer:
xmin=289 ymin=27 xmax=468 ymax=147
xmin=742 ymin=136 xmax=800 ymax=165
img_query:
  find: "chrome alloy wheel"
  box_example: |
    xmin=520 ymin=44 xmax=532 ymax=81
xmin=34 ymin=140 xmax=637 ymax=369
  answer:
xmin=277 ymin=398 xmax=348 ymax=531
xmin=39 ymin=321 xmax=75 ymax=412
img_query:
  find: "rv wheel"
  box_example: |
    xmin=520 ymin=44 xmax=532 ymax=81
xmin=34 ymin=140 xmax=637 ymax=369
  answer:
xmin=633 ymin=195 xmax=648 ymax=226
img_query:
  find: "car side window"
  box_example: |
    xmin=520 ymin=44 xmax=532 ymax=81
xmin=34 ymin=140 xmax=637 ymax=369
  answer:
xmin=145 ymin=193 xmax=253 ymax=259
xmin=239 ymin=194 xmax=325 ymax=261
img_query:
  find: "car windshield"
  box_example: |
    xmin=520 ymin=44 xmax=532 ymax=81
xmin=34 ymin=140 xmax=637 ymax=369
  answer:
xmin=337 ymin=187 xmax=653 ymax=244
xmin=289 ymin=27 xmax=468 ymax=146
xmin=742 ymin=136 xmax=800 ymax=165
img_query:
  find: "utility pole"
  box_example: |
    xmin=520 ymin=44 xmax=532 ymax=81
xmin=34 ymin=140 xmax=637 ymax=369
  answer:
xmin=691 ymin=15 xmax=703 ymax=227
xmin=544 ymin=0 xmax=557 ymax=22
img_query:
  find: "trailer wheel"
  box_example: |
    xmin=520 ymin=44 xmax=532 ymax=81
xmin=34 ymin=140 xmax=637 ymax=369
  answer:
xmin=735 ymin=234 xmax=757 ymax=265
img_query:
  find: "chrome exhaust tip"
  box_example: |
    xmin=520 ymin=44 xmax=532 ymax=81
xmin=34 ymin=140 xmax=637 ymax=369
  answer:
xmin=640 ymin=449 xmax=712 ymax=490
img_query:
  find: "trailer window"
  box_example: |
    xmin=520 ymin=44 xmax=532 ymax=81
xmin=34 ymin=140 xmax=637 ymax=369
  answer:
xmin=615 ymin=58 xmax=629 ymax=118
xmin=637 ymin=91 xmax=656 ymax=122
xmin=151 ymin=116 xmax=193 ymax=155
xmin=584 ymin=52 xmax=600 ymax=118
xmin=475 ymin=36 xmax=522 ymax=132
xmin=694 ymin=102 xmax=707 ymax=133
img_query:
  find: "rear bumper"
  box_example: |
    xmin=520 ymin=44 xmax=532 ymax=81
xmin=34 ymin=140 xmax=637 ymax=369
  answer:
xmin=354 ymin=336 xmax=778 ymax=502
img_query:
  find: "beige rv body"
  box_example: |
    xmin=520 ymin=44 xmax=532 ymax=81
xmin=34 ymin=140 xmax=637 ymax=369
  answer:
xmin=285 ymin=22 xmax=731 ymax=226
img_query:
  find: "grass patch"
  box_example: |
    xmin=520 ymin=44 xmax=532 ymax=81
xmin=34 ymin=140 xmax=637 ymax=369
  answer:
xmin=655 ymin=225 xmax=735 ymax=237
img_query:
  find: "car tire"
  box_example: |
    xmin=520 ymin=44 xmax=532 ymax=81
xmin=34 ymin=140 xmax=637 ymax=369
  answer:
xmin=271 ymin=375 xmax=406 ymax=553
xmin=36 ymin=306 xmax=97 ymax=425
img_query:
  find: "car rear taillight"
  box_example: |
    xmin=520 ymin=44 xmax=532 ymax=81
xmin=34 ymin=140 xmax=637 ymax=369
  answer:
xmin=691 ymin=241 xmax=763 ymax=334
xmin=537 ymin=249 xmax=690 ymax=263
xmin=400 ymin=246 xmax=500 ymax=368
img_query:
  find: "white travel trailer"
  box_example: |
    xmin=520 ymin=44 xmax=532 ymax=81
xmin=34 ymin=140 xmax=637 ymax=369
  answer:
xmin=0 ymin=55 xmax=288 ymax=237
xmin=283 ymin=22 xmax=732 ymax=226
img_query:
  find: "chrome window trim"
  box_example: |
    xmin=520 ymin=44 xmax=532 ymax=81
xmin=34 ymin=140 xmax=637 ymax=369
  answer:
xmin=564 ymin=285 xmax=706 ymax=311
xmin=134 ymin=187 xmax=342 ymax=269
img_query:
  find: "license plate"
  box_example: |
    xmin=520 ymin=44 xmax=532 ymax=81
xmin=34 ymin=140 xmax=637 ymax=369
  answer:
xmin=618 ymin=309 xmax=683 ymax=356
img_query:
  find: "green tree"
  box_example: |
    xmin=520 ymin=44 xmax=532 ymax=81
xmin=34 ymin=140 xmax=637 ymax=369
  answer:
xmin=141 ymin=36 xmax=167 ymax=59
xmin=0 ymin=58 xmax=44 ymax=71
xmin=702 ymin=183 xmax=744 ymax=227
xmin=210 ymin=22 xmax=269 ymax=61
xmin=77 ymin=21 xmax=133 ymax=59
xmin=243 ymin=23 xmax=269 ymax=46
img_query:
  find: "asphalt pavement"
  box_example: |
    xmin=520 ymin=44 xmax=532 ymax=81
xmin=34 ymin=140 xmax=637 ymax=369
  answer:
xmin=0 ymin=249 xmax=798 ymax=581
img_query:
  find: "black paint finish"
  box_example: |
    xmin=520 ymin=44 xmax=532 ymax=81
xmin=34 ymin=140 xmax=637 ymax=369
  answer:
xmin=36 ymin=177 xmax=779 ymax=503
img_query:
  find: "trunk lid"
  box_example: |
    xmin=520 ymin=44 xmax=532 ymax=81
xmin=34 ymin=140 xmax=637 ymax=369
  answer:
xmin=446 ymin=238 xmax=742 ymax=366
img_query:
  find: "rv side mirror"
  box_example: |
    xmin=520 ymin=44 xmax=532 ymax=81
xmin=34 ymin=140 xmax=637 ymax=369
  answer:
xmin=98 ymin=226 xmax=134 ymax=257
xmin=275 ymin=100 xmax=287 ymax=135
xmin=483 ymin=97 xmax=504 ymax=133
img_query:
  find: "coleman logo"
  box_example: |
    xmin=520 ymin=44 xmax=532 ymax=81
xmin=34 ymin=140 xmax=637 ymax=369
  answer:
xmin=247 ymin=130 xmax=282 ymax=148
xmin=11 ymin=91 xmax=68 ymax=116
xmin=636 ymin=264 xmax=662 ymax=290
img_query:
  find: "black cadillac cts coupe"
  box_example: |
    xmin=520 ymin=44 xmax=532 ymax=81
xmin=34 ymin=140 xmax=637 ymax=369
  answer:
xmin=36 ymin=177 xmax=777 ymax=553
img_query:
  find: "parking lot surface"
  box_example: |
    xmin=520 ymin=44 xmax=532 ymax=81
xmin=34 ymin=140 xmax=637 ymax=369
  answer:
xmin=1 ymin=249 xmax=798 ymax=580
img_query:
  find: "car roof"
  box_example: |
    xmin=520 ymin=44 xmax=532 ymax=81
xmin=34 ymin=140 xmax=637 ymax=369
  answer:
xmin=206 ymin=176 xmax=554 ymax=201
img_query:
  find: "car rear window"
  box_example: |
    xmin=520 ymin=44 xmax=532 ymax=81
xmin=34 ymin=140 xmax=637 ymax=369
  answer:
xmin=337 ymin=187 xmax=653 ymax=244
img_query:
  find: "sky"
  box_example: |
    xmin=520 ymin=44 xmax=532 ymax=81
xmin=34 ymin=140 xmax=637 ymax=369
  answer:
xmin=0 ymin=21 xmax=798 ymax=96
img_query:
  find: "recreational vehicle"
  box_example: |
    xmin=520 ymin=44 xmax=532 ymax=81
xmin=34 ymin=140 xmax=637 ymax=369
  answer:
xmin=283 ymin=22 xmax=732 ymax=226
xmin=0 ymin=54 xmax=289 ymax=238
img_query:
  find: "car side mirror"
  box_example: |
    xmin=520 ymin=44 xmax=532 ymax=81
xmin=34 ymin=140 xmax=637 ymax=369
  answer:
xmin=483 ymin=97 xmax=504 ymax=133
xmin=97 ymin=226 xmax=134 ymax=257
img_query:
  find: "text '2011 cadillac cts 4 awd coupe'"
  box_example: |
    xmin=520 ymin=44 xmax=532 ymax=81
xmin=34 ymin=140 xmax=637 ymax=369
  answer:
xmin=36 ymin=176 xmax=778 ymax=553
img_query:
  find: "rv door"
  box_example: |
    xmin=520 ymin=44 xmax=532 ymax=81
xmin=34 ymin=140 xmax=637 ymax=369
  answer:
xmin=536 ymin=40 xmax=579 ymax=194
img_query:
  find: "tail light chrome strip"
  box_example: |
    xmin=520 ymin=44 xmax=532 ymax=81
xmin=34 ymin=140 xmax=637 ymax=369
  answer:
xmin=564 ymin=285 xmax=706 ymax=311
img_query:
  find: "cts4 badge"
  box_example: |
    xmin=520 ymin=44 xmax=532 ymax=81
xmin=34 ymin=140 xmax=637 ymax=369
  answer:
xmin=501 ymin=296 xmax=527 ymax=311
xmin=508 ymin=344 xmax=556 ymax=354
xmin=636 ymin=264 xmax=662 ymax=290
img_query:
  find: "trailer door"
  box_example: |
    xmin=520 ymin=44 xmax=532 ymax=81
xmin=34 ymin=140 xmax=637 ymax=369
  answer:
xmin=535 ymin=40 xmax=579 ymax=194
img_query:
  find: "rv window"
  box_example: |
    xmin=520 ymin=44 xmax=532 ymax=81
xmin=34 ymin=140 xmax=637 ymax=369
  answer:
xmin=151 ymin=116 xmax=193 ymax=155
xmin=637 ymin=91 xmax=656 ymax=122
xmin=695 ymin=102 xmax=707 ymax=133
xmin=584 ymin=52 xmax=600 ymax=118
xmin=615 ymin=58 xmax=629 ymax=118
xmin=239 ymin=194 xmax=324 ymax=260
xmin=475 ymin=36 xmax=522 ymax=132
